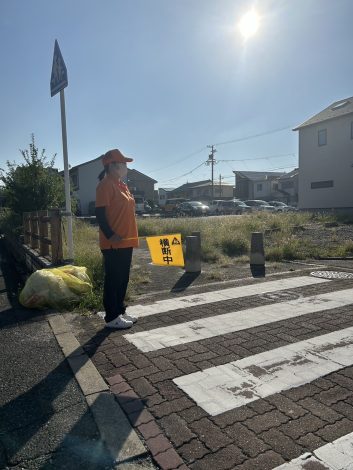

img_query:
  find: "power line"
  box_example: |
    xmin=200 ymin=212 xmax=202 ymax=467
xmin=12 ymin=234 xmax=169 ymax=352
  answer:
xmin=159 ymin=153 xmax=297 ymax=184
xmin=159 ymin=161 xmax=207 ymax=183
xmin=152 ymin=124 xmax=294 ymax=174
xmin=217 ymin=153 xmax=296 ymax=163
xmin=215 ymin=125 xmax=294 ymax=146
xmin=150 ymin=146 xmax=207 ymax=173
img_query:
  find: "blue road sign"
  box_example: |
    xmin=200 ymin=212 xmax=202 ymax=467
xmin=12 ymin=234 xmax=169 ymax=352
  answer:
xmin=50 ymin=40 xmax=68 ymax=97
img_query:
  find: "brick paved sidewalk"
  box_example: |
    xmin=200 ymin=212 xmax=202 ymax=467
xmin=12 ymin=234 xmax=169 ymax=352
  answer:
xmin=63 ymin=264 xmax=353 ymax=470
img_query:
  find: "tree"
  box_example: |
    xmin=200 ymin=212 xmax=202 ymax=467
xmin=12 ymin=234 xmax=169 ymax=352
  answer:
xmin=1 ymin=134 xmax=68 ymax=215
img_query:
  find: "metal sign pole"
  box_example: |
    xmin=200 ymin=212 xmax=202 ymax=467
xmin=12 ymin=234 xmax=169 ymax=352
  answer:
xmin=59 ymin=88 xmax=74 ymax=260
xmin=51 ymin=40 xmax=73 ymax=261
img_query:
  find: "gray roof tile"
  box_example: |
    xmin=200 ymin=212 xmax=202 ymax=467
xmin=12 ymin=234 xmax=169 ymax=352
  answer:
xmin=293 ymin=96 xmax=353 ymax=130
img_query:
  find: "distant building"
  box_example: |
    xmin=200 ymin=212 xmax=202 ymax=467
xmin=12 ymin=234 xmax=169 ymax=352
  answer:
xmin=126 ymin=169 xmax=157 ymax=203
xmin=233 ymin=171 xmax=286 ymax=201
xmin=294 ymin=96 xmax=353 ymax=210
xmin=65 ymin=157 xmax=157 ymax=215
xmin=171 ymin=179 xmax=234 ymax=201
xmin=276 ymin=169 xmax=299 ymax=206
xmin=158 ymin=188 xmax=175 ymax=206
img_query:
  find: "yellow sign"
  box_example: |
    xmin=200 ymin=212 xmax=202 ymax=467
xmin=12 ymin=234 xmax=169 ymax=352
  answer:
xmin=146 ymin=233 xmax=184 ymax=267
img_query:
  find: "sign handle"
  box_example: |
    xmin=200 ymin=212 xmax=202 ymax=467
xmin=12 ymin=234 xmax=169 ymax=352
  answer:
xmin=60 ymin=89 xmax=74 ymax=260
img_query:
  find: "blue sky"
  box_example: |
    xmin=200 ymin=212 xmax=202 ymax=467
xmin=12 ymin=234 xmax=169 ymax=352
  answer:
xmin=1 ymin=0 xmax=353 ymax=189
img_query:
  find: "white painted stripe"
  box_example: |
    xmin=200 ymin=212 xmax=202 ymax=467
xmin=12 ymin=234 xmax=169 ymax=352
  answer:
xmin=274 ymin=431 xmax=353 ymax=469
xmin=124 ymin=287 xmax=353 ymax=352
xmin=127 ymin=276 xmax=328 ymax=318
xmin=173 ymin=326 xmax=353 ymax=416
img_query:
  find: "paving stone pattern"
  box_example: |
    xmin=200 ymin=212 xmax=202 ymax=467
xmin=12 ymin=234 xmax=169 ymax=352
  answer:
xmin=66 ymin=275 xmax=353 ymax=470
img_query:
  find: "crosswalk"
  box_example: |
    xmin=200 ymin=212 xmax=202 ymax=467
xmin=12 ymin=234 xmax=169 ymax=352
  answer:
xmin=126 ymin=276 xmax=329 ymax=318
xmin=274 ymin=431 xmax=353 ymax=469
xmin=174 ymin=326 xmax=353 ymax=415
xmin=124 ymin=273 xmax=353 ymax=468
xmin=125 ymin=287 xmax=353 ymax=352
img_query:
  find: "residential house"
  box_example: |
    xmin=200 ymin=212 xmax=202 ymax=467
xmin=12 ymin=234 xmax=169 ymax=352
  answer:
xmin=293 ymin=96 xmax=353 ymax=210
xmin=233 ymin=171 xmax=286 ymax=201
xmin=158 ymin=188 xmax=175 ymax=206
xmin=126 ymin=169 xmax=157 ymax=203
xmin=171 ymin=179 xmax=234 ymax=201
xmin=67 ymin=156 xmax=157 ymax=215
xmin=276 ymin=169 xmax=299 ymax=206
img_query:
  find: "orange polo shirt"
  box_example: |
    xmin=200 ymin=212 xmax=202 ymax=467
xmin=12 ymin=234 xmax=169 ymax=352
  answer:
xmin=95 ymin=175 xmax=139 ymax=249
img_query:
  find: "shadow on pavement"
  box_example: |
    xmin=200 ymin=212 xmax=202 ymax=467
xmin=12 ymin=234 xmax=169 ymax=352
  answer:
xmin=170 ymin=271 xmax=200 ymax=292
xmin=0 ymin=243 xmax=146 ymax=469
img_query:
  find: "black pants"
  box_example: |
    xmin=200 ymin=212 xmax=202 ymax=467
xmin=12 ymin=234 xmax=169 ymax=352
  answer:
xmin=102 ymin=248 xmax=133 ymax=323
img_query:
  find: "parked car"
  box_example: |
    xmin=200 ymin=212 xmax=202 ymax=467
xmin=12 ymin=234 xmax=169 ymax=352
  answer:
xmin=209 ymin=200 xmax=227 ymax=215
xmin=134 ymin=196 xmax=149 ymax=214
xmin=244 ymin=200 xmax=276 ymax=212
xmin=268 ymin=201 xmax=298 ymax=212
xmin=177 ymin=201 xmax=210 ymax=217
xmin=216 ymin=200 xmax=252 ymax=215
xmin=144 ymin=201 xmax=152 ymax=212
xmin=162 ymin=198 xmax=188 ymax=216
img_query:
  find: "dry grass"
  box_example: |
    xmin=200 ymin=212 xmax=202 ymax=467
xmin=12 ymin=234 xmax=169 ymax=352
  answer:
xmin=64 ymin=211 xmax=341 ymax=311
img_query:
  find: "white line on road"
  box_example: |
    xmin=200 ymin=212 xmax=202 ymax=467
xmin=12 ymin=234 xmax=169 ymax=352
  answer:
xmin=124 ymin=287 xmax=353 ymax=353
xmin=274 ymin=430 xmax=353 ymax=469
xmin=174 ymin=325 xmax=353 ymax=416
xmin=127 ymin=276 xmax=328 ymax=318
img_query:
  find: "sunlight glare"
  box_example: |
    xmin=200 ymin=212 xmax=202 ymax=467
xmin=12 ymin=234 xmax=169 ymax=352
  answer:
xmin=238 ymin=9 xmax=260 ymax=40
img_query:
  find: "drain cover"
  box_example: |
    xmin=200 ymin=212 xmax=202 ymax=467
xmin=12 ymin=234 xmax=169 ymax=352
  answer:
xmin=310 ymin=271 xmax=353 ymax=280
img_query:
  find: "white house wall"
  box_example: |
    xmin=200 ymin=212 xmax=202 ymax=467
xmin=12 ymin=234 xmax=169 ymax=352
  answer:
xmin=299 ymin=114 xmax=353 ymax=209
xmin=253 ymin=180 xmax=272 ymax=199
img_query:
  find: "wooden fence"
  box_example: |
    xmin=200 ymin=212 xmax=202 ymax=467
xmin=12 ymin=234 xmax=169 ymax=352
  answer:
xmin=23 ymin=209 xmax=63 ymax=264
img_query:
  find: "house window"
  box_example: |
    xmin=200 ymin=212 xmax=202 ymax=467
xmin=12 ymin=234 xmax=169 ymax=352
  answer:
xmin=318 ymin=129 xmax=327 ymax=146
xmin=311 ymin=180 xmax=333 ymax=189
xmin=273 ymin=183 xmax=279 ymax=191
xmin=257 ymin=183 xmax=263 ymax=191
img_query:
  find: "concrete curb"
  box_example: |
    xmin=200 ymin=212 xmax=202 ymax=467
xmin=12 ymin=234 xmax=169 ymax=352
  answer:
xmin=48 ymin=315 xmax=148 ymax=465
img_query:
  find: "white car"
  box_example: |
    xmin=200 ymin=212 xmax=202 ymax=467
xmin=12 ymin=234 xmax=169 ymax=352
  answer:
xmin=134 ymin=196 xmax=149 ymax=214
xmin=268 ymin=201 xmax=298 ymax=212
xmin=244 ymin=200 xmax=276 ymax=212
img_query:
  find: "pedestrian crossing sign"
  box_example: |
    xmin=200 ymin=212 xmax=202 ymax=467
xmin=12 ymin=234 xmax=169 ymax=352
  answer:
xmin=146 ymin=233 xmax=184 ymax=267
xmin=50 ymin=40 xmax=68 ymax=97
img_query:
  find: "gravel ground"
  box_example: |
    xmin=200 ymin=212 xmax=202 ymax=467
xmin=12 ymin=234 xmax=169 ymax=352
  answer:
xmin=298 ymin=222 xmax=353 ymax=247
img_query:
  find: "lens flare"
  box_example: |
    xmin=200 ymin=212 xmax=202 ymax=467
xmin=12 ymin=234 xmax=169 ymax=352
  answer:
xmin=238 ymin=9 xmax=260 ymax=40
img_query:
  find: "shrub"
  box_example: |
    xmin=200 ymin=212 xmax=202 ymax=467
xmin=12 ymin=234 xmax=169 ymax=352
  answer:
xmin=220 ymin=237 xmax=249 ymax=257
xmin=0 ymin=209 xmax=22 ymax=238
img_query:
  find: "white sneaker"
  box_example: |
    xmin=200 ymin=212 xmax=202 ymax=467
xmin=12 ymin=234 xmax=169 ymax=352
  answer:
xmin=105 ymin=315 xmax=133 ymax=329
xmin=123 ymin=313 xmax=138 ymax=323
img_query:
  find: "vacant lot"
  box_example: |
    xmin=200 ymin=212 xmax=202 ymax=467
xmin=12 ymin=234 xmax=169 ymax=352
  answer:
xmin=71 ymin=212 xmax=353 ymax=311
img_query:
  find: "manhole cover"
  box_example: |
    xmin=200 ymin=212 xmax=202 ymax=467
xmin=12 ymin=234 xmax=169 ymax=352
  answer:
xmin=310 ymin=271 xmax=353 ymax=279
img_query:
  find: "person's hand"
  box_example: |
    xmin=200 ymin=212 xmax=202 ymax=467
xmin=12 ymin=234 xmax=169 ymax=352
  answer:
xmin=109 ymin=233 xmax=122 ymax=242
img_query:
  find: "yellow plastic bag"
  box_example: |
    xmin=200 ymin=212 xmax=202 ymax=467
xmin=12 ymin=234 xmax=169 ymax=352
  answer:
xmin=19 ymin=265 xmax=92 ymax=309
xmin=50 ymin=266 xmax=92 ymax=295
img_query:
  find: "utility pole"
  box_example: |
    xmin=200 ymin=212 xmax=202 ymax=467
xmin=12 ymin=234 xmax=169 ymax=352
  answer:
xmin=219 ymin=174 xmax=223 ymax=197
xmin=206 ymin=145 xmax=217 ymax=200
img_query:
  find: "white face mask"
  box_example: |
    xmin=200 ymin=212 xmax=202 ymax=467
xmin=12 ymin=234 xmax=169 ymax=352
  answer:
xmin=109 ymin=162 xmax=127 ymax=179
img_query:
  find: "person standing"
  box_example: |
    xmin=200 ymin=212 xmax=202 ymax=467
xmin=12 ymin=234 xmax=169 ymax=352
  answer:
xmin=95 ymin=149 xmax=138 ymax=329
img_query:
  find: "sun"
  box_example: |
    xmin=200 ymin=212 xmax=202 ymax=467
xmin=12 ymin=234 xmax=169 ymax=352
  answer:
xmin=238 ymin=9 xmax=260 ymax=40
